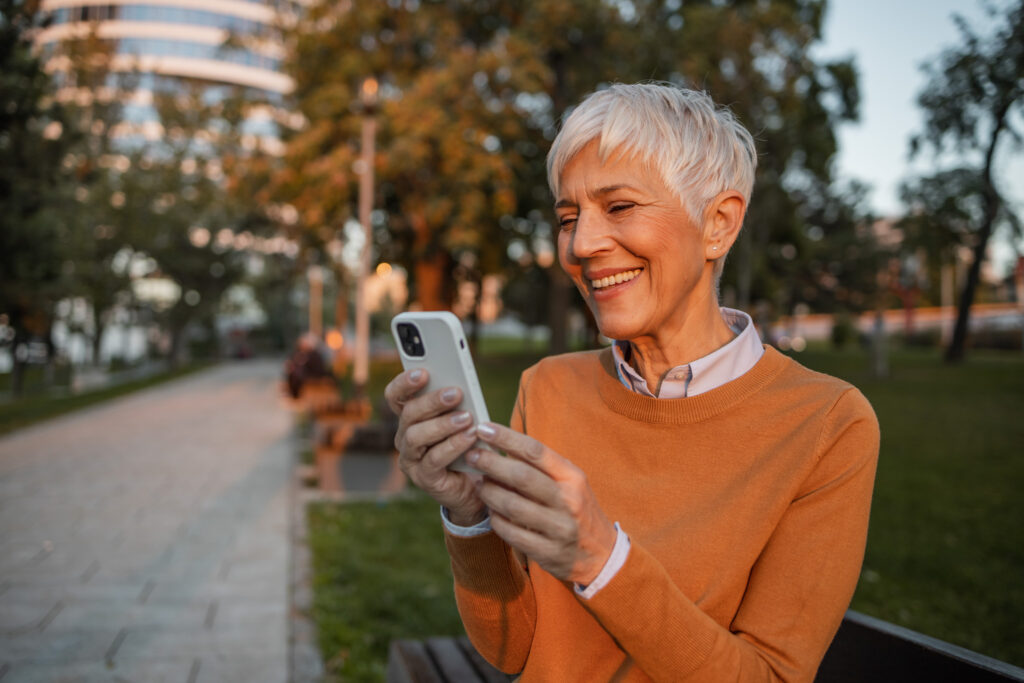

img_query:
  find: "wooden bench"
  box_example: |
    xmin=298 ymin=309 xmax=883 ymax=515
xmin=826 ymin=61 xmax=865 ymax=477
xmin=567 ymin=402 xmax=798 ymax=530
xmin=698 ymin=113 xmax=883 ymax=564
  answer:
xmin=386 ymin=611 xmax=1024 ymax=682
xmin=387 ymin=637 xmax=512 ymax=683
xmin=816 ymin=610 xmax=1024 ymax=682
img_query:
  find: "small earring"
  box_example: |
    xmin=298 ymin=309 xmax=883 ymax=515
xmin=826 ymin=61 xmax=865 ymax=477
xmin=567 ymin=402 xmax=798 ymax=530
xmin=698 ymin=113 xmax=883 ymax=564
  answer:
xmin=711 ymin=245 xmax=719 ymax=251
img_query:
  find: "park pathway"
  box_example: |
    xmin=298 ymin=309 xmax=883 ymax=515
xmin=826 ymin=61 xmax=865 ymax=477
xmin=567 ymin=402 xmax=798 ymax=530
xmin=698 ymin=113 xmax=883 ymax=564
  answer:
xmin=0 ymin=361 xmax=294 ymax=682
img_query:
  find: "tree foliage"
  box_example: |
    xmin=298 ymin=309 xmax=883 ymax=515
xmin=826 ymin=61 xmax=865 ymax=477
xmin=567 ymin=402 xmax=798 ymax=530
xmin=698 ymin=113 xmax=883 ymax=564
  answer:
xmin=282 ymin=0 xmax=865 ymax=349
xmin=906 ymin=0 xmax=1023 ymax=362
xmin=2 ymin=7 xmax=270 ymax=378
xmin=0 ymin=0 xmax=74 ymax=391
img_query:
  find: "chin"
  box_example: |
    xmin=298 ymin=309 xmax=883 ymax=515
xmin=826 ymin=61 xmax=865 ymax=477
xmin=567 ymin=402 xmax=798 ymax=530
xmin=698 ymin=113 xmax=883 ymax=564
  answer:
xmin=593 ymin=315 xmax=642 ymax=343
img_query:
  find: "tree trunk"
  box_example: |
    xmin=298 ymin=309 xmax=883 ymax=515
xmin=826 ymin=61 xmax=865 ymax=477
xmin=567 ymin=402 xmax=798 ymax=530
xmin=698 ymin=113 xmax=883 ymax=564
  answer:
xmin=944 ymin=110 xmax=1007 ymax=364
xmin=736 ymin=223 xmax=753 ymax=312
xmin=944 ymin=218 xmax=994 ymax=363
xmin=168 ymin=320 xmax=186 ymax=369
xmin=468 ymin=275 xmax=482 ymax=356
xmin=413 ymin=256 xmax=450 ymax=311
xmin=409 ymin=211 xmax=451 ymax=311
xmin=546 ymin=49 xmax=571 ymax=355
xmin=9 ymin=326 xmax=28 ymax=397
xmin=92 ymin=321 xmax=105 ymax=367
xmin=547 ymin=266 xmax=571 ymax=354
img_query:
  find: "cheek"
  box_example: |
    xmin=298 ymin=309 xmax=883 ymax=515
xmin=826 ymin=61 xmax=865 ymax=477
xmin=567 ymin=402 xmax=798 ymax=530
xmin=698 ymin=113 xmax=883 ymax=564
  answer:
xmin=557 ymin=232 xmax=576 ymax=270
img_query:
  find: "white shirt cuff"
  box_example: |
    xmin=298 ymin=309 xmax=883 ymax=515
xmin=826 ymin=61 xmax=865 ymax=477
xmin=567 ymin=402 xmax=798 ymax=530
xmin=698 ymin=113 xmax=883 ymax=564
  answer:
xmin=440 ymin=506 xmax=492 ymax=537
xmin=574 ymin=522 xmax=630 ymax=600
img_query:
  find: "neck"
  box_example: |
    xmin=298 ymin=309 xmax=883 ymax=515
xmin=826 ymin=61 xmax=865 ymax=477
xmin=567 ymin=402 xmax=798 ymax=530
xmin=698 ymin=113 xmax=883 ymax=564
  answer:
xmin=627 ymin=296 xmax=735 ymax=393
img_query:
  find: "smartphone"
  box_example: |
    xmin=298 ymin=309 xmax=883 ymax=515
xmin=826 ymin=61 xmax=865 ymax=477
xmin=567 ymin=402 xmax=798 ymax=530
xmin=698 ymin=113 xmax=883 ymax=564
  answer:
xmin=391 ymin=311 xmax=490 ymax=473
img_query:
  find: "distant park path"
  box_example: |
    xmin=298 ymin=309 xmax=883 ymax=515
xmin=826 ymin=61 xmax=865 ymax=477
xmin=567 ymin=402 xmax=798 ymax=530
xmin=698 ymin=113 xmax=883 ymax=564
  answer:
xmin=0 ymin=360 xmax=293 ymax=682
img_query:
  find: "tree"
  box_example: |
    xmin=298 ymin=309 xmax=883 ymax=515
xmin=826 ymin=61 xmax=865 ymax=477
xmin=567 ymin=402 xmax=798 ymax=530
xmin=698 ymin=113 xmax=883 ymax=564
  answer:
xmin=51 ymin=28 xmax=140 ymax=365
xmin=908 ymin=0 xmax=1024 ymax=362
xmin=280 ymin=0 xmax=861 ymax=353
xmin=125 ymin=87 xmax=251 ymax=365
xmin=281 ymin=0 xmax=546 ymax=312
xmin=0 ymin=0 xmax=74 ymax=393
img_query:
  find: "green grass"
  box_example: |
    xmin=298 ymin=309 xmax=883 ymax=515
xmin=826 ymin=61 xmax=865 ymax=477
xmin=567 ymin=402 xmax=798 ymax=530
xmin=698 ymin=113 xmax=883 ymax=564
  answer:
xmin=307 ymin=497 xmax=467 ymax=682
xmin=307 ymin=346 xmax=1024 ymax=674
xmin=0 ymin=362 xmax=213 ymax=436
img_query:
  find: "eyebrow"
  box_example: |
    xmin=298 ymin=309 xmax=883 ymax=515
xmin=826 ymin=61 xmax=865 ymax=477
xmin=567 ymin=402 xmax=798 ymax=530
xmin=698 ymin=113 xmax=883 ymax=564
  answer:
xmin=554 ymin=184 xmax=640 ymax=210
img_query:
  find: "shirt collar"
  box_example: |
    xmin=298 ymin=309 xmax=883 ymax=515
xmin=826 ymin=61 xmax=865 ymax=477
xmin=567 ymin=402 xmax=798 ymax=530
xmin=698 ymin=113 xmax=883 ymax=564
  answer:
xmin=611 ymin=307 xmax=764 ymax=399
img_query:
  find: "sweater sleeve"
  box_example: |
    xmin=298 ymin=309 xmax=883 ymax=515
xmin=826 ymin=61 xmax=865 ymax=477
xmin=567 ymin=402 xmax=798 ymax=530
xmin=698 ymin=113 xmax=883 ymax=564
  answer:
xmin=580 ymin=388 xmax=880 ymax=682
xmin=443 ymin=374 xmax=537 ymax=673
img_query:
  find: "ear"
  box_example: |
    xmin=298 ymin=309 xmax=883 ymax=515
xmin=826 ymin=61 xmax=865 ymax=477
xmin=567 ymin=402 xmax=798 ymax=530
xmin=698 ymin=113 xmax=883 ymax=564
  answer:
xmin=702 ymin=191 xmax=746 ymax=261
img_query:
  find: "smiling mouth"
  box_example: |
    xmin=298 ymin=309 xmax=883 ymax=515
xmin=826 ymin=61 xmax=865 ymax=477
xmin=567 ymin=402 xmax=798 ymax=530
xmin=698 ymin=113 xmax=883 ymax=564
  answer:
xmin=590 ymin=268 xmax=642 ymax=290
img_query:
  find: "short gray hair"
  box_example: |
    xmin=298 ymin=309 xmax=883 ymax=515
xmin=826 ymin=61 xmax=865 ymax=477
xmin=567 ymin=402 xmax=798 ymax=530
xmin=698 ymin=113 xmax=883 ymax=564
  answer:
xmin=547 ymin=83 xmax=758 ymax=276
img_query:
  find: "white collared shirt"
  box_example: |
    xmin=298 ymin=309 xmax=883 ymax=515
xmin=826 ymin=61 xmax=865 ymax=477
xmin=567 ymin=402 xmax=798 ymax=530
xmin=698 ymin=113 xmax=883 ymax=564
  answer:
xmin=611 ymin=307 xmax=764 ymax=398
xmin=444 ymin=307 xmax=765 ymax=599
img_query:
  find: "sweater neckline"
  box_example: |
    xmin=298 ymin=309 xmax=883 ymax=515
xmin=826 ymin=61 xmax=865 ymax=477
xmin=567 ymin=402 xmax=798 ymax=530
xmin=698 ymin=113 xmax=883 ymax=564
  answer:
xmin=594 ymin=345 xmax=790 ymax=424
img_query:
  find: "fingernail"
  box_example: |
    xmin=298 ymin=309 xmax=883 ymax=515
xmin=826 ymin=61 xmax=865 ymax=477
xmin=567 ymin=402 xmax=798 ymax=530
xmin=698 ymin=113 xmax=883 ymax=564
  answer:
xmin=467 ymin=450 xmax=481 ymax=464
xmin=477 ymin=423 xmax=496 ymax=439
xmin=441 ymin=388 xmax=459 ymax=404
xmin=409 ymin=369 xmax=423 ymax=382
xmin=451 ymin=411 xmax=471 ymax=426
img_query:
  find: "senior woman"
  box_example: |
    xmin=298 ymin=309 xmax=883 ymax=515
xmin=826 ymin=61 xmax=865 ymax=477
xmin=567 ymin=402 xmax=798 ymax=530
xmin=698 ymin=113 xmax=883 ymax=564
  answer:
xmin=385 ymin=83 xmax=879 ymax=682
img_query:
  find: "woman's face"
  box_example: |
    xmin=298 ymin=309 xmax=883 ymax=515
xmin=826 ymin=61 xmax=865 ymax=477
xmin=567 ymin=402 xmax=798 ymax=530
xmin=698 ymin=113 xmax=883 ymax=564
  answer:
xmin=555 ymin=140 xmax=716 ymax=344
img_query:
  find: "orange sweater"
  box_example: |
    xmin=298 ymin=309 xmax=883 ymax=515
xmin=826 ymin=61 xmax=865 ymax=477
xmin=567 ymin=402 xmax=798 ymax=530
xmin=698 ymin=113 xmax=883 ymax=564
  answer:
xmin=445 ymin=346 xmax=879 ymax=682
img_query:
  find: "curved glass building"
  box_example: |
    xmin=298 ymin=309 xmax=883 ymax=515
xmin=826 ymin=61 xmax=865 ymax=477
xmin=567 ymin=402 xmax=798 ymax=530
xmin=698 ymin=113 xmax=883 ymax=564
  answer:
xmin=35 ymin=0 xmax=295 ymax=152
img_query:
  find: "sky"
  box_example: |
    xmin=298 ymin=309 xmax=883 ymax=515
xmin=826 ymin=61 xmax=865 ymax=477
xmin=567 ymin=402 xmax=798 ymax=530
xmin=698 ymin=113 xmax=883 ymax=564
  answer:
xmin=818 ymin=0 xmax=1022 ymax=274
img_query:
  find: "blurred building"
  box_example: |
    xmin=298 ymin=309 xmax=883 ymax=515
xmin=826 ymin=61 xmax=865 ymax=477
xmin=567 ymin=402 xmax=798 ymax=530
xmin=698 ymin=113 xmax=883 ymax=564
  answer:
xmin=33 ymin=0 xmax=296 ymax=153
xmin=29 ymin=1 xmax=300 ymax=366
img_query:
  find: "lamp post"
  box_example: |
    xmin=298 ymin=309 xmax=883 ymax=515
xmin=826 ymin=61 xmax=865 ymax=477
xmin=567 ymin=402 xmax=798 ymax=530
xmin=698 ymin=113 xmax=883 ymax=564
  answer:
xmin=353 ymin=77 xmax=377 ymax=399
xmin=307 ymin=265 xmax=324 ymax=338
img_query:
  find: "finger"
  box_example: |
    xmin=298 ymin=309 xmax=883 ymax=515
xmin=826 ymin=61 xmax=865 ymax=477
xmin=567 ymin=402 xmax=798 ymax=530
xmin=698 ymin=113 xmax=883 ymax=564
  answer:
xmin=401 ymin=407 xmax=474 ymax=457
xmin=399 ymin=384 xmax=464 ymax=431
xmin=478 ymin=478 xmax=567 ymax=536
xmin=489 ymin=510 xmax=560 ymax=559
xmin=475 ymin=423 xmax=574 ymax=481
xmin=470 ymin=448 xmax=561 ymax=505
xmin=384 ymin=368 xmax=428 ymax=415
xmin=415 ymin=422 xmax=479 ymax=472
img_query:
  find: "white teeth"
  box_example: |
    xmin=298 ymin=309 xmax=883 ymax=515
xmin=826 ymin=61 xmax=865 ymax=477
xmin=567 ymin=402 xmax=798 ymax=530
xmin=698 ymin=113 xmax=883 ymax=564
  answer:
xmin=591 ymin=269 xmax=641 ymax=290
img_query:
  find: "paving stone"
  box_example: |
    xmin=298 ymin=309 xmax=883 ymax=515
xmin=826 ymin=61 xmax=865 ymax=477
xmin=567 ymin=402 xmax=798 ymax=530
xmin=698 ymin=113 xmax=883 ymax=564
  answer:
xmin=193 ymin=653 xmax=289 ymax=682
xmin=0 ymin=361 xmax=292 ymax=682
xmin=0 ymin=657 xmax=194 ymax=683
xmin=0 ymin=625 xmax=121 ymax=663
xmin=113 ymin=625 xmax=289 ymax=662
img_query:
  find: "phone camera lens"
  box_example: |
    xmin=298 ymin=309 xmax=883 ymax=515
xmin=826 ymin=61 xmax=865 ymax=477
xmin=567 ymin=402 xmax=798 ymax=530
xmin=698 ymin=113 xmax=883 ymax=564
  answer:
xmin=396 ymin=322 xmax=425 ymax=357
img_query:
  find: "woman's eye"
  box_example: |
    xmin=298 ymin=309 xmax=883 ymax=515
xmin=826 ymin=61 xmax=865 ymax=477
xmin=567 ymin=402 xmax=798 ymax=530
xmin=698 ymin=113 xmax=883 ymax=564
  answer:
xmin=609 ymin=203 xmax=634 ymax=213
xmin=559 ymin=216 xmax=577 ymax=229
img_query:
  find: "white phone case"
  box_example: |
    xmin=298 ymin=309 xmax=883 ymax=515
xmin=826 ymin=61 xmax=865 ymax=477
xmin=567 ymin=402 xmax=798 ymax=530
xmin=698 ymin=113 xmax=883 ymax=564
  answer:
xmin=391 ymin=311 xmax=490 ymax=473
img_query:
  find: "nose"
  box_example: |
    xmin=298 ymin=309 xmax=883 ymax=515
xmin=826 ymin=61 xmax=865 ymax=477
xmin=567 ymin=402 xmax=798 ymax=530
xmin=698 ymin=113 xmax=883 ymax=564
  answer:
xmin=570 ymin=211 xmax=616 ymax=260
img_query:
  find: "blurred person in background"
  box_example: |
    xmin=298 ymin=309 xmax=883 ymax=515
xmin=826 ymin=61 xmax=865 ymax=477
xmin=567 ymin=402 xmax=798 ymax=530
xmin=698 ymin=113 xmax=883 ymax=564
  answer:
xmin=386 ymin=83 xmax=879 ymax=682
xmin=284 ymin=332 xmax=329 ymax=399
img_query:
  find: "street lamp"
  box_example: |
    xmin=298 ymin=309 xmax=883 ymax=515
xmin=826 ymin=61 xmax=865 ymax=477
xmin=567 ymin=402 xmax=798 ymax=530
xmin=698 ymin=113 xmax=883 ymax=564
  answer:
xmin=353 ymin=77 xmax=377 ymax=399
xmin=307 ymin=265 xmax=324 ymax=338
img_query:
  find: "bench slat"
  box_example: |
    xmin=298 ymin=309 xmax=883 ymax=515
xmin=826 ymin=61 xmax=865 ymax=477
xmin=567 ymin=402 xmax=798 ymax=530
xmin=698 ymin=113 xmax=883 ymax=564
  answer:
xmin=455 ymin=636 xmax=515 ymax=683
xmin=387 ymin=639 xmax=446 ymax=683
xmin=426 ymin=636 xmax=485 ymax=681
xmin=815 ymin=610 xmax=1024 ymax=682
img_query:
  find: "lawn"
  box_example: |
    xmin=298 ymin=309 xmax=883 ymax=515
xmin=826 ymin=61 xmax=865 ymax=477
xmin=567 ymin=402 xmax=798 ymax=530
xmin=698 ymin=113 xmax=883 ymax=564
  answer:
xmin=307 ymin=345 xmax=1024 ymax=678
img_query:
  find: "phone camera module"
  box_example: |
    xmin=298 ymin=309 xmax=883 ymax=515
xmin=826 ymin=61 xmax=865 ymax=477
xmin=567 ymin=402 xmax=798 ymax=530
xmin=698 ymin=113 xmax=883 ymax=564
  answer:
xmin=396 ymin=322 xmax=425 ymax=357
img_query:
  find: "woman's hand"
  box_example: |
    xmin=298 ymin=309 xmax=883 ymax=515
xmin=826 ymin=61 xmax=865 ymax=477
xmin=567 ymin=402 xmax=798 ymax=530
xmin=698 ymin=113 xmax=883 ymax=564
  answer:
xmin=468 ymin=423 xmax=617 ymax=585
xmin=384 ymin=369 xmax=486 ymax=526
